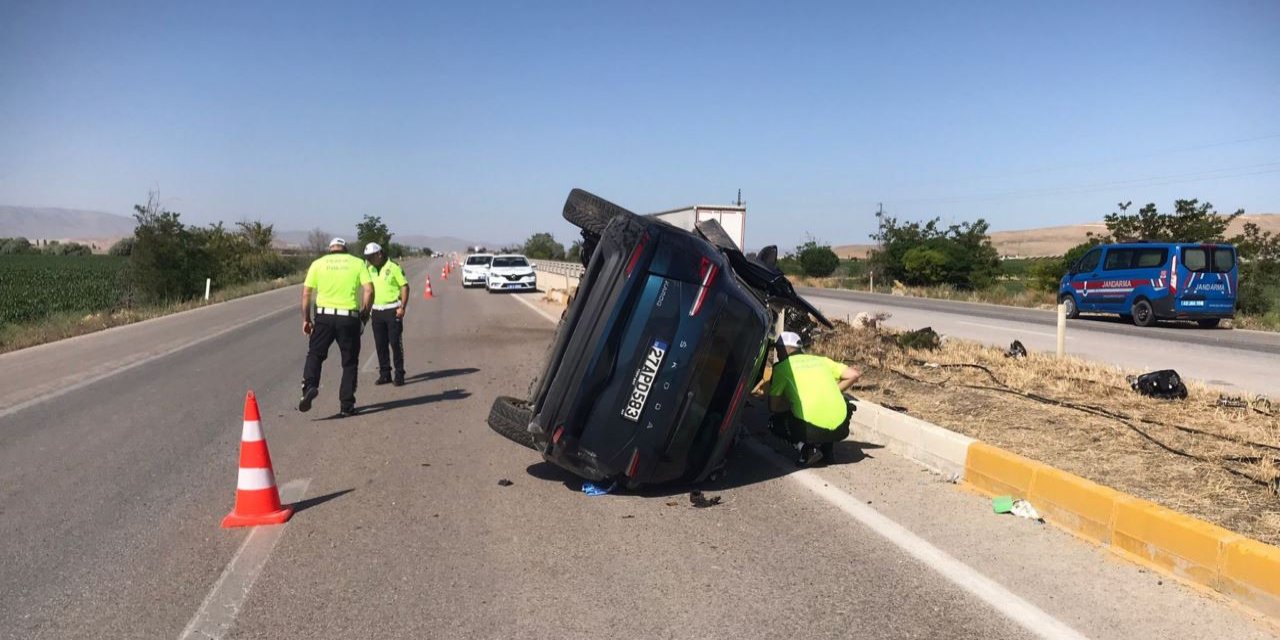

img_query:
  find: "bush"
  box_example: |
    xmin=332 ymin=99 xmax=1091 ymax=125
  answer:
xmin=793 ymin=239 xmax=839 ymax=277
xmin=108 ymin=237 xmax=135 ymax=257
xmin=902 ymin=246 xmax=950 ymax=284
xmin=523 ymin=232 xmax=566 ymax=260
xmin=0 ymin=237 xmax=33 ymax=254
xmin=869 ymin=217 xmax=1000 ymax=289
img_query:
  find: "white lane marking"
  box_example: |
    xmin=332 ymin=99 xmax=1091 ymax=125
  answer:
xmin=745 ymin=441 xmax=1087 ymax=640
xmin=0 ymin=305 xmax=296 ymax=420
xmin=508 ymin=292 xmax=560 ymax=324
xmin=516 ymin=295 xmax=1086 ymax=638
xmin=956 ymin=320 xmax=1061 ymax=340
xmin=179 ymin=478 xmax=311 ymax=640
xmin=361 ymin=352 xmax=379 ymax=373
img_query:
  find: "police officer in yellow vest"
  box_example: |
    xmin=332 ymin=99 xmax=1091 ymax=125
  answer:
xmin=768 ymin=331 xmax=861 ymax=466
xmin=299 ymin=238 xmax=373 ymax=416
xmin=362 ymin=242 xmax=409 ymax=386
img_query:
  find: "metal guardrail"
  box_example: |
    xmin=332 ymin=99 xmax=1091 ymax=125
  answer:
xmin=536 ymin=260 xmax=586 ymax=278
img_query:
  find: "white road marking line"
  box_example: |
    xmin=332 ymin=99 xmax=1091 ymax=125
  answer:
xmin=518 ymin=294 xmax=1086 ymax=638
xmin=362 ymin=352 xmax=379 ymax=373
xmin=745 ymin=441 xmax=1088 ymax=640
xmin=179 ymin=478 xmax=311 ymax=640
xmin=956 ymin=320 xmax=1062 ymax=340
xmin=507 ymin=292 xmax=560 ymax=324
xmin=0 ymin=305 xmax=296 ymax=420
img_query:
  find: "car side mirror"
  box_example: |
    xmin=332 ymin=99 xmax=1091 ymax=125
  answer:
xmin=530 ymin=263 xmax=537 ymax=269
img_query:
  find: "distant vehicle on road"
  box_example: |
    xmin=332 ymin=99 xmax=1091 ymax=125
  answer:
xmin=486 ymin=255 xmax=538 ymax=293
xmin=1059 ymin=242 xmax=1238 ymax=328
xmin=488 ymin=189 xmax=829 ymax=488
xmin=461 ymin=254 xmax=493 ymax=288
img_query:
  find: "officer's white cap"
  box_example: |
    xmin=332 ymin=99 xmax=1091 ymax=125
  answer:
xmin=363 ymin=242 xmax=383 ymax=256
xmin=329 ymin=237 xmax=347 ymax=248
xmin=780 ymin=332 xmax=803 ymax=348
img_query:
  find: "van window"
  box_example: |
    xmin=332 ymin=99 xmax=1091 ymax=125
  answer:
xmin=1182 ymin=247 xmax=1235 ymax=273
xmin=1102 ymin=248 xmax=1167 ymax=271
xmin=1076 ymin=248 xmax=1102 ymax=273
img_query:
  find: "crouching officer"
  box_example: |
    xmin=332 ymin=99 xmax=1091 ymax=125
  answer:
xmin=299 ymin=238 xmax=373 ymax=417
xmin=363 ymin=242 xmax=409 ymax=386
xmin=768 ymin=331 xmax=861 ymax=466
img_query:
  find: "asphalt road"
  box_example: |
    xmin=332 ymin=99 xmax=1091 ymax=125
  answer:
xmin=802 ymin=288 xmax=1280 ymax=397
xmin=1 ymin=258 xmax=1276 ymax=639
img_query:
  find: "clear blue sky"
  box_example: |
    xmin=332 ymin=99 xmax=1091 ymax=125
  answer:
xmin=2 ymin=1 xmax=1277 ymax=249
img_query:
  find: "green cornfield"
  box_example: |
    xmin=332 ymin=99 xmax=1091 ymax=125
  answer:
xmin=0 ymin=255 xmax=132 ymax=325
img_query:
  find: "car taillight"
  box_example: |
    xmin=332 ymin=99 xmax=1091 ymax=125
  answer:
xmin=625 ymin=233 xmax=650 ymax=278
xmin=718 ymin=376 xmax=749 ymax=434
xmin=1170 ymin=254 xmax=1179 ymax=294
xmin=689 ymin=257 xmax=720 ymax=317
xmin=552 ymin=425 xmax=565 ymax=444
xmin=625 ymin=448 xmax=641 ymax=478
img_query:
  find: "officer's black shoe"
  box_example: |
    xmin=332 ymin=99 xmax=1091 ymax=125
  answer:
xmin=374 ymin=376 xmax=392 ymax=385
xmin=298 ymin=387 xmax=319 ymax=413
xmin=339 ymin=405 xmax=358 ymax=417
xmin=796 ymin=444 xmax=823 ymax=468
xmin=393 ymin=377 xmax=405 ymax=387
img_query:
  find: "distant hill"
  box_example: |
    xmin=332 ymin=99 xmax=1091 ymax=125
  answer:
xmin=0 ymin=206 xmax=135 ymax=249
xmin=835 ymin=214 xmax=1280 ymax=259
xmin=273 ymin=230 xmax=497 ymax=253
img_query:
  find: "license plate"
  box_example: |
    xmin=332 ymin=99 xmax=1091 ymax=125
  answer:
xmin=621 ymin=340 xmax=668 ymax=422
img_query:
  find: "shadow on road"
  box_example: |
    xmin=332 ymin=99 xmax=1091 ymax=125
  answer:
xmin=521 ymin=402 xmax=884 ymax=498
xmin=355 ymin=388 xmax=472 ymax=415
xmin=402 ymin=367 xmax=480 ymax=386
xmin=291 ymin=488 xmax=354 ymax=515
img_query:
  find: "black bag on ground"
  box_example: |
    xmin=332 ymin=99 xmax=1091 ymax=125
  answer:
xmin=1129 ymin=369 xmax=1188 ymax=400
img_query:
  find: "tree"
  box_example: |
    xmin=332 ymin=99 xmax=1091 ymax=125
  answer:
xmin=1029 ymin=238 xmax=1102 ymax=292
xmin=108 ymin=237 xmax=135 ymax=257
xmin=1102 ymin=199 xmax=1241 ymax=243
xmin=305 ymin=228 xmax=331 ymax=256
xmin=355 ymin=215 xmax=392 ymax=253
xmin=1231 ymin=221 xmax=1280 ymax=315
xmin=795 ymin=239 xmax=840 ymax=277
xmin=130 ymin=191 xmax=208 ymax=302
xmin=868 ymin=216 xmax=1000 ymax=289
xmin=236 ymin=220 xmax=275 ymax=250
xmin=523 ymin=232 xmax=566 ymax=260
xmin=0 ymin=237 xmax=33 ymax=254
xmin=567 ymin=240 xmax=582 ymax=263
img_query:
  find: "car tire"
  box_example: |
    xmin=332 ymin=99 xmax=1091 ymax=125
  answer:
xmin=1131 ymin=299 xmax=1155 ymax=327
xmin=487 ymin=396 xmax=537 ymax=450
xmin=1059 ymin=294 xmax=1079 ymax=319
xmin=1197 ymin=318 xmax=1221 ymax=329
xmin=562 ymin=188 xmax=635 ymax=234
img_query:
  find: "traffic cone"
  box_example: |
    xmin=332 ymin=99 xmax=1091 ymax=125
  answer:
xmin=423 ymin=275 xmax=434 ymax=299
xmin=222 ymin=391 xmax=292 ymax=528
xmin=442 ymin=266 xmax=448 ymax=280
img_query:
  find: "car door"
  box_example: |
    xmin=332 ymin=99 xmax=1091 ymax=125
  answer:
xmin=1070 ymin=247 xmax=1104 ymax=311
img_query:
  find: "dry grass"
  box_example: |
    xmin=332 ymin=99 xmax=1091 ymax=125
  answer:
xmin=0 ymin=274 xmax=303 ymax=354
xmin=811 ymin=322 xmax=1280 ymax=544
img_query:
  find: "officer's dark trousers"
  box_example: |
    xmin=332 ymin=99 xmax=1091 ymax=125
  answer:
xmin=370 ymin=309 xmax=405 ymax=380
xmin=302 ymin=314 xmax=362 ymax=407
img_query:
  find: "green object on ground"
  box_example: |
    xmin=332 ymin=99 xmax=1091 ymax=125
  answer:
xmin=992 ymin=495 xmax=1015 ymax=514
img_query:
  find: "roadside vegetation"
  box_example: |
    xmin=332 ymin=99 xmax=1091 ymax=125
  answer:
xmin=0 ymin=193 xmax=430 ymax=353
xmin=783 ymin=198 xmax=1280 ymax=331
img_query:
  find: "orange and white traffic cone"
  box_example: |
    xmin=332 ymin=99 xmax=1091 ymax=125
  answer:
xmin=222 ymin=391 xmax=292 ymax=528
xmin=423 ymin=275 xmax=434 ymax=299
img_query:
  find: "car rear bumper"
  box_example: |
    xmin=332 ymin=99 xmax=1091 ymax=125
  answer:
xmin=1152 ymin=296 xmax=1234 ymax=320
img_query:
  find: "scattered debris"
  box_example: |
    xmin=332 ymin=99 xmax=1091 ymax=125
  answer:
xmin=923 ymin=362 xmax=941 ymax=369
xmin=992 ymin=496 xmax=1044 ymax=522
xmin=420 ymin=463 xmax=431 ymax=467
xmin=689 ymin=490 xmax=722 ymax=508
xmin=664 ymin=500 xmax=680 ymax=507
xmin=944 ymin=473 xmax=961 ymax=484
xmin=1216 ymin=395 xmax=1249 ymax=409
xmin=896 ymin=327 xmax=941 ymax=351
xmin=497 ymin=479 xmax=514 ymax=487
xmin=1004 ymin=340 xmax=1027 ymax=359
xmin=582 ymin=481 xmax=617 ymax=497
xmin=621 ymin=514 xmax=635 ymax=519
xmin=853 ymin=311 xmax=891 ymax=330
xmin=1128 ymin=369 xmax=1188 ymax=400
xmin=883 ymin=403 xmax=909 ymax=413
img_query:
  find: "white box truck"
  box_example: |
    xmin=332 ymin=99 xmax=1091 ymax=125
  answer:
xmin=649 ymin=204 xmax=747 ymax=251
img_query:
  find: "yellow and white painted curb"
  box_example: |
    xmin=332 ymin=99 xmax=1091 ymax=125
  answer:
xmin=850 ymin=399 xmax=1280 ymax=621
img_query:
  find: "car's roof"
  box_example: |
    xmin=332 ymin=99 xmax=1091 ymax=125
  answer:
xmin=467 ymin=253 xmax=494 ymax=258
xmin=492 ymin=254 xmax=529 ymax=259
xmin=1101 ymin=242 xmax=1236 ymax=249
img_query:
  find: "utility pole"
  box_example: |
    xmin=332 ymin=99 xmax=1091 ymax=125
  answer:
xmin=872 ymin=203 xmax=884 ymax=293
xmin=735 ymin=189 xmax=744 ymax=207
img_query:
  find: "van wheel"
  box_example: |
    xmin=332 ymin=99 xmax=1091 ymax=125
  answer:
xmin=1131 ymin=299 xmax=1155 ymax=327
xmin=1059 ymin=294 xmax=1079 ymax=319
xmin=487 ymin=396 xmax=537 ymax=450
xmin=1197 ymin=318 xmax=1221 ymax=329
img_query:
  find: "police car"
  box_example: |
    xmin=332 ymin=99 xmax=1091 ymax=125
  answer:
xmin=485 ymin=255 xmax=538 ymax=293
xmin=1059 ymin=242 xmax=1238 ymax=328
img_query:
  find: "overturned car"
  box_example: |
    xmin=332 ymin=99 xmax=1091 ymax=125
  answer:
xmin=487 ymin=189 xmax=830 ymax=487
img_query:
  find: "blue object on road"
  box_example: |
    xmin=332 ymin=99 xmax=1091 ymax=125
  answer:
xmin=582 ymin=481 xmax=617 ymax=496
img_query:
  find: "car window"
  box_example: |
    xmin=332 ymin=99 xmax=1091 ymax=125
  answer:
xmin=1103 ymin=249 xmax=1134 ymax=271
xmin=1077 ymin=248 xmax=1102 ymax=273
xmin=491 ymin=257 xmax=529 ymax=268
xmin=1182 ymin=248 xmax=1207 ymax=272
xmin=466 ymin=256 xmax=491 ymax=266
xmin=1134 ymin=248 xmax=1168 ymax=268
xmin=1213 ymin=248 xmax=1235 ymax=272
